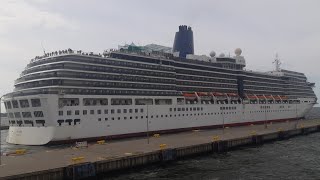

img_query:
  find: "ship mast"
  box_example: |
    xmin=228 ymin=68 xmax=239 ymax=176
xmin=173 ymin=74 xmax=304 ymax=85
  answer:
xmin=273 ymin=53 xmax=281 ymax=72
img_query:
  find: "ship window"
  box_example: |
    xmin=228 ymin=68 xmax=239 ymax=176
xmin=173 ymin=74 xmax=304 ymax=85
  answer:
xmin=135 ymin=109 xmax=138 ymax=113
xmin=35 ymin=120 xmax=45 ymax=126
xmin=90 ymin=110 xmax=94 ymax=114
xmin=67 ymin=111 xmax=72 ymax=116
xmin=9 ymin=113 xmax=14 ymax=118
xmin=73 ymin=119 xmax=80 ymax=125
xmin=169 ymin=108 xmax=172 ymax=112
xmin=59 ymin=111 xmax=63 ymax=116
xmin=117 ymin=109 xmax=121 ymax=113
xmin=124 ymin=117 xmax=127 ymax=120
xmin=22 ymin=112 xmax=32 ymax=118
xmin=111 ymin=109 xmax=115 ymax=114
xmin=31 ymin=99 xmax=41 ymax=107
xmin=140 ymin=108 xmax=143 ymax=113
xmin=75 ymin=110 xmax=80 ymax=115
xmin=6 ymin=101 xmax=12 ymax=109
xmin=98 ymin=118 xmax=101 ymax=121
xmin=105 ymin=118 xmax=108 ymax=121
xmin=104 ymin=109 xmax=108 ymax=114
xmin=135 ymin=98 xmax=153 ymax=105
xmin=16 ymin=120 xmax=23 ymax=126
xmin=10 ymin=120 xmax=16 ymax=124
xmin=155 ymin=99 xmax=172 ymax=105
xmin=34 ymin=111 xmax=44 ymax=117
xmin=59 ymin=98 xmax=79 ymax=107
xmin=65 ymin=119 xmax=72 ymax=125
xmin=57 ymin=120 xmax=64 ymax=126
xmin=19 ymin=100 xmax=29 ymax=108
xmin=98 ymin=110 xmax=101 ymax=114
xmin=24 ymin=120 xmax=34 ymax=126
xmin=111 ymin=98 xmax=132 ymax=105
xmin=118 ymin=117 xmax=120 ymax=120
xmin=12 ymin=100 xmax=19 ymax=108
xmin=14 ymin=112 xmax=21 ymax=118
xmin=130 ymin=116 xmax=132 ymax=119
xmin=83 ymin=110 xmax=87 ymax=115
xmin=123 ymin=109 xmax=127 ymax=113
xmin=129 ymin=109 xmax=133 ymax=113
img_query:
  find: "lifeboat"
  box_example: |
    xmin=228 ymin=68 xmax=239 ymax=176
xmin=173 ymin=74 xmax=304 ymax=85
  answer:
xmin=256 ymin=95 xmax=265 ymax=100
xmin=212 ymin=92 xmax=227 ymax=99
xmin=197 ymin=92 xmax=210 ymax=96
xmin=265 ymin=95 xmax=274 ymax=100
xmin=280 ymin=96 xmax=288 ymax=100
xmin=212 ymin=92 xmax=225 ymax=96
xmin=272 ymin=95 xmax=282 ymax=100
xmin=226 ymin=93 xmax=239 ymax=99
xmin=196 ymin=92 xmax=212 ymax=100
xmin=246 ymin=94 xmax=257 ymax=100
xmin=183 ymin=92 xmax=197 ymax=100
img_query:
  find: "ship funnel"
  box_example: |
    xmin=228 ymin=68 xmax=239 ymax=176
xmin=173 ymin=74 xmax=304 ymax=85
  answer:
xmin=173 ymin=25 xmax=194 ymax=58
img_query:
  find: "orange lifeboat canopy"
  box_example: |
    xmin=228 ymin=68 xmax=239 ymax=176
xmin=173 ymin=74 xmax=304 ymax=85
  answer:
xmin=197 ymin=92 xmax=210 ymax=96
xmin=212 ymin=92 xmax=225 ymax=96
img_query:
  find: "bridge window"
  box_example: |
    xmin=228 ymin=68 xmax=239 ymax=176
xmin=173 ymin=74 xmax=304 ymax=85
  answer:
xmin=57 ymin=119 xmax=64 ymax=126
xmin=22 ymin=112 xmax=32 ymax=118
xmin=34 ymin=111 xmax=44 ymax=117
xmin=14 ymin=112 xmax=21 ymax=118
xmin=12 ymin=100 xmax=19 ymax=108
xmin=65 ymin=119 xmax=72 ymax=125
xmin=19 ymin=100 xmax=29 ymax=108
xmin=31 ymin=99 xmax=41 ymax=107
xmin=35 ymin=120 xmax=45 ymax=126
xmin=5 ymin=101 xmax=12 ymax=109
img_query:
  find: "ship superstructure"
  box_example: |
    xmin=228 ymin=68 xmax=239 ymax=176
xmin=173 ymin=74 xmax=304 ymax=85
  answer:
xmin=3 ymin=25 xmax=317 ymax=145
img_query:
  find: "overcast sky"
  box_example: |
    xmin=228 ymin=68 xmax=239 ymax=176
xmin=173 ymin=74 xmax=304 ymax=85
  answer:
xmin=0 ymin=0 xmax=319 ymax=111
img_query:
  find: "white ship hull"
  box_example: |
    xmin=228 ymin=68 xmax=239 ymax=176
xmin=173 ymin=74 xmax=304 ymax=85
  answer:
xmin=5 ymin=94 xmax=315 ymax=145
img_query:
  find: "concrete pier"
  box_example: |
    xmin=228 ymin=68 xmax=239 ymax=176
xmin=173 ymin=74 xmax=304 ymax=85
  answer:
xmin=1 ymin=119 xmax=320 ymax=180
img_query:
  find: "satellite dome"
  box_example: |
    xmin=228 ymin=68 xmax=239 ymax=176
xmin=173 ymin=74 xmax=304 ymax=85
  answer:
xmin=235 ymin=48 xmax=242 ymax=56
xmin=219 ymin=53 xmax=225 ymax=57
xmin=209 ymin=51 xmax=216 ymax=57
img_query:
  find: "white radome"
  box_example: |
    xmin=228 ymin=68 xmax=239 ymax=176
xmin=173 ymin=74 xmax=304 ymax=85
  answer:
xmin=235 ymin=48 xmax=242 ymax=56
xmin=209 ymin=51 xmax=216 ymax=57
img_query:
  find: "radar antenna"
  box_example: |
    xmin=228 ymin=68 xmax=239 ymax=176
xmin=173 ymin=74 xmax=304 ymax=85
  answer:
xmin=273 ymin=53 xmax=281 ymax=71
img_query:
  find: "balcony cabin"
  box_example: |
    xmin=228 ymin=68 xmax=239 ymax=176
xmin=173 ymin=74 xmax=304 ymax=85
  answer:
xmin=135 ymin=98 xmax=153 ymax=105
xmin=84 ymin=98 xmax=108 ymax=106
xmin=59 ymin=98 xmax=79 ymax=107
xmin=111 ymin=98 xmax=132 ymax=105
xmin=155 ymin=99 xmax=172 ymax=105
xmin=35 ymin=120 xmax=45 ymax=126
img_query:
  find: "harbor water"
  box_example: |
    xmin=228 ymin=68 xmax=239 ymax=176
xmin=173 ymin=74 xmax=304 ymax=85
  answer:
xmin=1 ymin=107 xmax=320 ymax=180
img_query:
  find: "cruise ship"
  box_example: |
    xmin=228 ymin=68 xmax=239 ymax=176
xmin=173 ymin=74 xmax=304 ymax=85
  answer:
xmin=3 ymin=25 xmax=317 ymax=145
